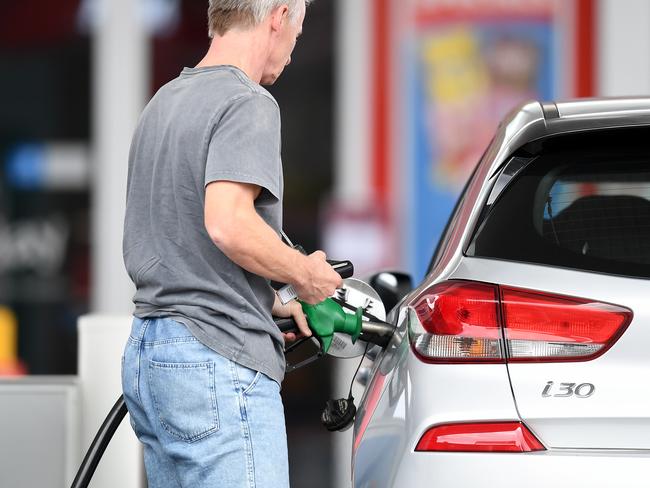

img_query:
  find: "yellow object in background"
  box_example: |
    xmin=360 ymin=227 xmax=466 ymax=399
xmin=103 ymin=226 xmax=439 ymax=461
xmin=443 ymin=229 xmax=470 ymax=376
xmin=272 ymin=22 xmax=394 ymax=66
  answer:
xmin=423 ymin=28 xmax=488 ymax=103
xmin=0 ymin=306 xmax=26 ymax=375
xmin=0 ymin=306 xmax=18 ymax=363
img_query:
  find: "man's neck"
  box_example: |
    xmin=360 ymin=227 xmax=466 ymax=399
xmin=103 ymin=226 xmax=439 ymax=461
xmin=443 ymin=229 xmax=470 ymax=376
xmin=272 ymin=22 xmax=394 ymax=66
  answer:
xmin=196 ymin=28 xmax=270 ymax=84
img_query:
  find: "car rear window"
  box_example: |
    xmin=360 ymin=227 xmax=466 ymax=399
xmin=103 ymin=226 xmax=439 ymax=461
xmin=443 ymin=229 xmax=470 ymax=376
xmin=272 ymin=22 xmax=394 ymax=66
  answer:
xmin=467 ymin=127 xmax=650 ymax=279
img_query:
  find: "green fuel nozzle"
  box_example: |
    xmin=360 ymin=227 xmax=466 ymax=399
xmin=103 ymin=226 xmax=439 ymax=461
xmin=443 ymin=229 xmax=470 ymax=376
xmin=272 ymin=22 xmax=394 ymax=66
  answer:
xmin=299 ymin=298 xmax=363 ymax=355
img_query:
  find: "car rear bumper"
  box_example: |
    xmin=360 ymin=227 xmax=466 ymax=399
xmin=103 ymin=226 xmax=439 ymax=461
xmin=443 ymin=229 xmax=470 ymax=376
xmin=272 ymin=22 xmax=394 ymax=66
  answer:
xmin=355 ymin=449 xmax=650 ymax=488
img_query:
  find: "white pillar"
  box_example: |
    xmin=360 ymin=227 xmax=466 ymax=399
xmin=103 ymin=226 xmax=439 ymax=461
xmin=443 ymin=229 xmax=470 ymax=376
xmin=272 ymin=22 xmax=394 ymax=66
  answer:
xmin=598 ymin=0 xmax=650 ymax=96
xmin=333 ymin=2 xmax=375 ymax=485
xmin=335 ymin=0 xmax=372 ymax=209
xmin=78 ymin=315 xmax=143 ymax=488
xmin=92 ymin=0 xmax=150 ymax=313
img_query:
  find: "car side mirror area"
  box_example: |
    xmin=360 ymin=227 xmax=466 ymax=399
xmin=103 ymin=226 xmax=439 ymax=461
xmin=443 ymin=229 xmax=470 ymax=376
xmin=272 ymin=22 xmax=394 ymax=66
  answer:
xmin=367 ymin=271 xmax=413 ymax=313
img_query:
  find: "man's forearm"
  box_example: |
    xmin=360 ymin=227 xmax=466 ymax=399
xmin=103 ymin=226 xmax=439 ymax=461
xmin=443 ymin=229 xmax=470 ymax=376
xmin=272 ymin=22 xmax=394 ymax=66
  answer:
xmin=204 ymin=180 xmax=341 ymax=304
xmin=209 ymin=206 xmax=307 ymax=287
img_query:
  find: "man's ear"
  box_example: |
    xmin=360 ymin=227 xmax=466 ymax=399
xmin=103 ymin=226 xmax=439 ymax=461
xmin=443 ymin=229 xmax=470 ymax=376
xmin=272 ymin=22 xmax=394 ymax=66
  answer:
xmin=270 ymin=4 xmax=290 ymax=33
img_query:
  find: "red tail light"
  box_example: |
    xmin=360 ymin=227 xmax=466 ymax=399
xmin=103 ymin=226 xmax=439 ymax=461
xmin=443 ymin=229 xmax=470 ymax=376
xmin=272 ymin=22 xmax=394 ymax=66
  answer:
xmin=501 ymin=287 xmax=632 ymax=362
xmin=415 ymin=422 xmax=545 ymax=453
xmin=408 ymin=281 xmax=632 ymax=363
xmin=410 ymin=282 xmax=502 ymax=362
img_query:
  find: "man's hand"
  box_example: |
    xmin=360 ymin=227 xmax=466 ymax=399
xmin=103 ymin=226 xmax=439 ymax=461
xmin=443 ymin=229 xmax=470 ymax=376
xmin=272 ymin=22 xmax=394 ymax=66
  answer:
xmin=293 ymin=251 xmax=342 ymax=305
xmin=272 ymin=294 xmax=311 ymax=342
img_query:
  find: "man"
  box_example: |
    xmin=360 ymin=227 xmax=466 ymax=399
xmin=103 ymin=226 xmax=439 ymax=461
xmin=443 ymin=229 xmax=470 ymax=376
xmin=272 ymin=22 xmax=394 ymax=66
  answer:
xmin=121 ymin=1 xmax=341 ymax=486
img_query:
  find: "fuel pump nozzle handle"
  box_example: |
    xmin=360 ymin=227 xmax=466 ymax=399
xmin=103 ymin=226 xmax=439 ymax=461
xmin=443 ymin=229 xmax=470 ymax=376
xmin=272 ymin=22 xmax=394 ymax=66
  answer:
xmin=328 ymin=259 xmax=353 ymax=279
xmin=276 ymin=259 xmax=354 ymax=305
xmin=279 ymin=230 xmax=353 ymax=278
xmin=274 ymin=298 xmax=361 ymax=354
xmin=277 ymin=230 xmax=354 ymax=304
xmin=275 ymin=317 xmax=302 ymax=333
xmin=275 ymin=300 xmax=394 ymax=353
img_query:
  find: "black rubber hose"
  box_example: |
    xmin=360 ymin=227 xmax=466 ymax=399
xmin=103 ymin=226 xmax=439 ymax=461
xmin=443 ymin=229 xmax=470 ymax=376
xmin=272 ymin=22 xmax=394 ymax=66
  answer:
xmin=70 ymin=395 xmax=128 ymax=488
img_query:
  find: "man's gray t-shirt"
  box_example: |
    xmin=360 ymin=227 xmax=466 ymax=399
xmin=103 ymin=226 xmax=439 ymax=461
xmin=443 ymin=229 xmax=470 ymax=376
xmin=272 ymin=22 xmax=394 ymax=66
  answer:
xmin=123 ymin=65 xmax=286 ymax=384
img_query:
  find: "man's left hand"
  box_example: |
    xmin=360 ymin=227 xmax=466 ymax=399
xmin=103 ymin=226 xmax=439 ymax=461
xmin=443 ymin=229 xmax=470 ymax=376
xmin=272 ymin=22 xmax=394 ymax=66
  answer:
xmin=272 ymin=295 xmax=311 ymax=342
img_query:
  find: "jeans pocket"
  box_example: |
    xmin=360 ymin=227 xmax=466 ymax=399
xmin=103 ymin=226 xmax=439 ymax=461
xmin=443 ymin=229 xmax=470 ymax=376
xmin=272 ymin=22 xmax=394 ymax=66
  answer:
xmin=233 ymin=361 xmax=262 ymax=396
xmin=148 ymin=359 xmax=219 ymax=443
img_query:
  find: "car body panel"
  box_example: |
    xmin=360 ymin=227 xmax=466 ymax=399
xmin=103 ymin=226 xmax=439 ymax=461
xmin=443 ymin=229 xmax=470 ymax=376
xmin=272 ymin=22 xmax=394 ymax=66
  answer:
xmin=353 ymin=312 xmax=520 ymax=488
xmin=452 ymin=257 xmax=650 ymax=449
xmin=388 ymin=449 xmax=650 ymax=488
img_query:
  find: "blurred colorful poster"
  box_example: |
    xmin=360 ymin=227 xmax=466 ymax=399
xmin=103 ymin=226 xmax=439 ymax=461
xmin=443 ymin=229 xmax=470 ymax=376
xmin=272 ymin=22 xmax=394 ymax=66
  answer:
xmin=405 ymin=0 xmax=560 ymax=280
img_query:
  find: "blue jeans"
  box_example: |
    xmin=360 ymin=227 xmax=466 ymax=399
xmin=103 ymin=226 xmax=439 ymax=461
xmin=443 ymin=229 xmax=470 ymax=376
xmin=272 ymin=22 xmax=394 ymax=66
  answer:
xmin=121 ymin=317 xmax=290 ymax=488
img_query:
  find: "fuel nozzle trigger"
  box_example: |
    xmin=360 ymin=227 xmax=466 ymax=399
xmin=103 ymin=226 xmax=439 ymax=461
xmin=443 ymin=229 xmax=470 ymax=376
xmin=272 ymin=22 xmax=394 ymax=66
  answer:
xmin=300 ymin=298 xmax=363 ymax=356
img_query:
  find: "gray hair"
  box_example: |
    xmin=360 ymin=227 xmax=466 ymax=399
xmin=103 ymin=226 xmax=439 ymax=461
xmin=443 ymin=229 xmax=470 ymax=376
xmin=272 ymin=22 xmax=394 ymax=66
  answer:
xmin=208 ymin=0 xmax=312 ymax=37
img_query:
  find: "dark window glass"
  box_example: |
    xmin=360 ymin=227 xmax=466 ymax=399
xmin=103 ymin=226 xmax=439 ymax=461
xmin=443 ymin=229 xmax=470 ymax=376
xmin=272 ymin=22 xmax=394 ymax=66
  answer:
xmin=468 ymin=127 xmax=650 ymax=279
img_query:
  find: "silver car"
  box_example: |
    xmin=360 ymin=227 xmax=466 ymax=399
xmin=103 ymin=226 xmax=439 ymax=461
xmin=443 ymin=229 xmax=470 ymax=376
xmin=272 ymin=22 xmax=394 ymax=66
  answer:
xmin=353 ymin=98 xmax=650 ymax=487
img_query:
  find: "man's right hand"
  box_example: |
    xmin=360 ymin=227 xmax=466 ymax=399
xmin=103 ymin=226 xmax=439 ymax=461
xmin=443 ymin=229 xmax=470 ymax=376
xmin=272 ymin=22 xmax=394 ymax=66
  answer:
xmin=294 ymin=251 xmax=343 ymax=304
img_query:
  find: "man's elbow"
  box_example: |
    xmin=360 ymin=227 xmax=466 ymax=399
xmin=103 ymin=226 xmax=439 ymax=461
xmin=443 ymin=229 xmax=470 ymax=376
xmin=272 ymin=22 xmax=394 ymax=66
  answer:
xmin=205 ymin=216 xmax=237 ymax=253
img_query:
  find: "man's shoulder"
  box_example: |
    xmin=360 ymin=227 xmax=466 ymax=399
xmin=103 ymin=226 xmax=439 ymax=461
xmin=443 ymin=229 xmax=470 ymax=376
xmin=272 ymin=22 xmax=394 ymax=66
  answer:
xmin=184 ymin=66 xmax=278 ymax=105
xmin=222 ymin=73 xmax=279 ymax=112
xmin=246 ymin=83 xmax=278 ymax=108
xmin=140 ymin=67 xmax=280 ymax=127
xmin=184 ymin=67 xmax=279 ymax=113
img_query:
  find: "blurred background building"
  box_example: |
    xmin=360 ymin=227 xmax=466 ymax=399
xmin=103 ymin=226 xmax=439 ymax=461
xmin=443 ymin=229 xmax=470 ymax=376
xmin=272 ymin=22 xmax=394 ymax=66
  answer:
xmin=0 ymin=0 xmax=649 ymax=487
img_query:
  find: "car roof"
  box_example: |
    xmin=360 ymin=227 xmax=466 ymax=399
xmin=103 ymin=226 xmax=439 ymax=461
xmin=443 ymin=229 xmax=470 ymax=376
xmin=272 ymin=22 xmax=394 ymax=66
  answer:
xmin=484 ymin=97 xmax=650 ymax=178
